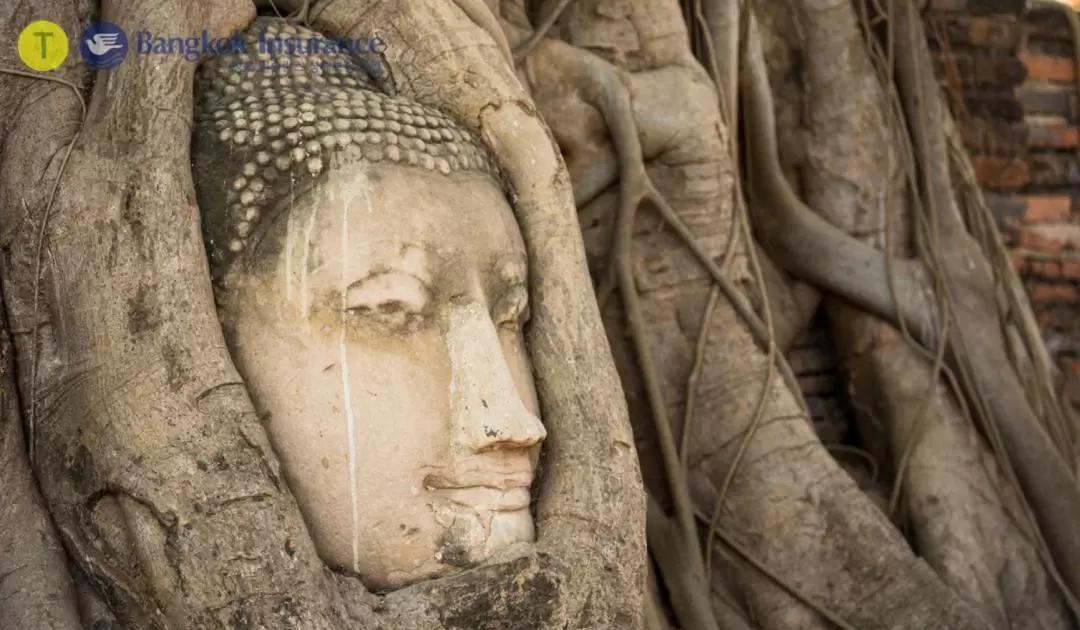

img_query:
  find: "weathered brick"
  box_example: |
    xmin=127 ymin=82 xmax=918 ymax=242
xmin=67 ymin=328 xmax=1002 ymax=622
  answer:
xmin=1028 ymin=153 xmax=1080 ymax=187
xmin=1026 ymin=7 xmax=1080 ymax=41
xmin=1062 ymin=258 xmax=1080 ymax=279
xmin=935 ymin=52 xmax=1027 ymax=86
xmin=1027 ymin=123 xmax=1079 ymax=148
xmin=1023 ymin=195 xmax=1073 ymax=222
xmin=926 ymin=0 xmax=1025 ymax=15
xmin=1021 ymin=228 xmax=1065 ymax=254
xmin=1020 ymin=224 xmax=1080 ymax=253
xmin=1037 ymin=308 xmax=1062 ymax=328
xmin=798 ymin=373 xmax=839 ymax=397
xmin=1016 ymin=85 xmax=1076 ymax=119
xmin=1031 ymin=283 xmax=1079 ymax=302
xmin=966 ymin=16 xmax=1023 ymax=48
xmin=927 ymin=16 xmax=1023 ymax=49
xmin=987 ymin=193 xmax=1026 ymax=225
xmin=1064 ymin=358 xmax=1079 ymax=376
xmin=1027 ymin=38 xmax=1076 ymax=58
xmin=956 ymin=118 xmax=1027 ymax=156
xmin=1029 ymin=259 xmax=1064 ymax=277
xmin=961 ymin=90 xmax=1025 ymax=121
xmin=971 ymin=155 xmax=1030 ymax=188
xmin=1021 ymin=51 xmax=1075 ymax=83
xmin=788 ymin=346 xmax=834 ymax=376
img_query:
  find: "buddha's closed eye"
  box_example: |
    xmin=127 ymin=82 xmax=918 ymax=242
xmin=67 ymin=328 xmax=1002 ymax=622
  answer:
xmin=345 ymin=272 xmax=432 ymax=332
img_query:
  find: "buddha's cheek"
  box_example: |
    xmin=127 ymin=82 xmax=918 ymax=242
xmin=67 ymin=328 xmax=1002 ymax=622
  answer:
xmin=345 ymin=346 xmax=456 ymax=582
xmin=232 ymin=324 xmax=457 ymax=583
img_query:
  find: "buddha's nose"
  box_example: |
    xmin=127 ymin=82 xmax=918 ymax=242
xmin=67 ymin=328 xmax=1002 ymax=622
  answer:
xmin=444 ymin=301 xmax=547 ymax=453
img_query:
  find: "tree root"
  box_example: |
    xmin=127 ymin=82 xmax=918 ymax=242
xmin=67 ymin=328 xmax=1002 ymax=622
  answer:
xmin=839 ymin=325 xmax=1075 ymax=628
xmin=513 ymin=0 xmax=578 ymax=63
xmin=527 ymin=36 xmax=717 ymax=629
xmin=1 ymin=1 xmax=355 ymax=627
xmin=741 ymin=7 xmax=1080 ymax=604
xmin=0 ymin=69 xmax=85 ymax=467
xmin=0 ymin=298 xmax=81 ymax=629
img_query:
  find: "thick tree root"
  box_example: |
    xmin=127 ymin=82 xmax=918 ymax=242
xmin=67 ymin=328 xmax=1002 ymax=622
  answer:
xmin=519 ymin=34 xmax=717 ymax=629
xmin=836 ymin=321 xmax=1074 ymax=628
xmin=0 ymin=0 xmax=359 ymax=626
xmin=741 ymin=8 xmax=1080 ymax=603
xmin=519 ymin=2 xmax=991 ymax=627
xmin=0 ymin=299 xmax=80 ymax=629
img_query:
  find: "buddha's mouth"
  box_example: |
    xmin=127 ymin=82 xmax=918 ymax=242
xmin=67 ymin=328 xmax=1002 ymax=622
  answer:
xmin=422 ymin=472 xmax=534 ymax=512
xmin=432 ymin=486 xmax=531 ymax=512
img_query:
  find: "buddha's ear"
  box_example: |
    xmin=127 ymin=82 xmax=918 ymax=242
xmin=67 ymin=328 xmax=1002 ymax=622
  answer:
xmin=309 ymin=0 xmax=646 ymax=624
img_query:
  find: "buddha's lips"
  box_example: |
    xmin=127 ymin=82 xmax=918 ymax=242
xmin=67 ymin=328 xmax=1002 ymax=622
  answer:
xmin=422 ymin=472 xmax=534 ymax=511
xmin=431 ymin=487 xmax=532 ymax=512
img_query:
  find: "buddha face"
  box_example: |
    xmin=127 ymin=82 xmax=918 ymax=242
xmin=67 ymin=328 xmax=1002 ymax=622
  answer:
xmin=215 ymin=161 xmax=546 ymax=591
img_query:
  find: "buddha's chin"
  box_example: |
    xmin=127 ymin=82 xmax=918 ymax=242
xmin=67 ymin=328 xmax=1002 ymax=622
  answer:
xmin=374 ymin=508 xmax=536 ymax=591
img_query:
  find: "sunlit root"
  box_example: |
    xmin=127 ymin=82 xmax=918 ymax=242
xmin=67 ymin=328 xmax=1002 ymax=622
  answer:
xmin=0 ymin=309 xmax=80 ymax=629
xmin=742 ymin=8 xmax=1080 ymax=601
xmin=522 ymin=34 xmax=718 ymax=630
xmin=836 ymin=319 xmax=1073 ymax=628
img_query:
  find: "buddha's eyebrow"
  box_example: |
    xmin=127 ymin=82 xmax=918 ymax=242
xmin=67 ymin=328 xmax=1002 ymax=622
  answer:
xmin=307 ymin=240 xmax=441 ymax=282
xmin=392 ymin=242 xmax=440 ymax=284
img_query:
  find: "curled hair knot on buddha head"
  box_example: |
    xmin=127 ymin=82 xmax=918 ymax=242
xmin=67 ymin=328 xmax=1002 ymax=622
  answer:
xmin=192 ymin=17 xmax=504 ymax=280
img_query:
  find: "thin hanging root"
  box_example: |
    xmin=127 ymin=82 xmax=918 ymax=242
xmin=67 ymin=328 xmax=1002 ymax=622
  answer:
xmin=704 ymin=337 xmax=774 ymax=580
xmin=681 ymin=285 xmax=720 ymax=471
xmin=563 ymin=31 xmax=843 ymax=626
xmin=261 ymin=0 xmax=309 ymax=25
xmin=693 ymin=506 xmax=860 ymax=630
xmin=513 ymin=0 xmax=578 ymax=64
xmin=452 ymin=0 xmax=514 ymax=66
xmin=0 ymin=68 xmax=87 ymax=467
xmin=603 ymin=74 xmax=705 ymax=580
xmin=527 ymin=39 xmax=715 ymax=626
xmin=648 ymin=497 xmax=728 ymax=630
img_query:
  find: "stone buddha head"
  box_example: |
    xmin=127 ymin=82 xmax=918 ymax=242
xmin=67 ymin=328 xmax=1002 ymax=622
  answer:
xmin=191 ymin=18 xmax=546 ymax=591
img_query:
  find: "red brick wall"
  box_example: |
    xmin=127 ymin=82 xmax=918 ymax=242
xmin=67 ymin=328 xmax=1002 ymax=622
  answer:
xmin=930 ymin=5 xmax=1080 ymax=405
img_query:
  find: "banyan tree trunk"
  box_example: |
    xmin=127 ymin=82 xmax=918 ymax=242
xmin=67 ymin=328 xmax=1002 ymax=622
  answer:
xmin=512 ymin=0 xmax=1080 ymax=627
xmin=1 ymin=0 xmax=1079 ymax=626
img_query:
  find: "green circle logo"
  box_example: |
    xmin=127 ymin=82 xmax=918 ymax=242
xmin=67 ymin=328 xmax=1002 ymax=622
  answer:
xmin=18 ymin=20 xmax=69 ymax=71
